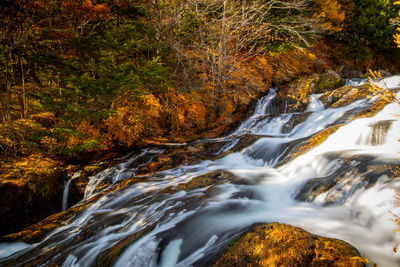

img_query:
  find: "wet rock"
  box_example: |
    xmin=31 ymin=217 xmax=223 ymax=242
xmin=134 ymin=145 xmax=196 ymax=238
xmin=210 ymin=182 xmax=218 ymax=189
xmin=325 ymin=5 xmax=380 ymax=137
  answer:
xmin=295 ymin=177 xmax=337 ymax=203
xmin=135 ymin=141 xmax=230 ymax=175
xmin=320 ymin=84 xmax=371 ymax=108
xmin=281 ymin=112 xmax=311 ymax=134
xmin=231 ymin=134 xmax=263 ymax=152
xmin=355 ymin=98 xmax=393 ymax=119
xmin=364 ymin=120 xmax=393 ymax=146
xmin=214 ymin=223 xmax=366 ymax=267
xmin=1 ymin=170 xmax=235 ymax=244
xmin=81 ymin=165 xmax=104 ymax=177
xmin=1 ymin=187 xmax=109 ymax=243
xmin=379 ymin=69 xmax=392 ymax=77
xmin=281 ymin=125 xmax=342 ymax=164
xmin=97 ymin=225 xmax=155 ymax=267
xmin=337 ymin=64 xmax=363 ymax=79
xmin=0 ymin=155 xmax=65 ymax=237
xmin=161 ymin=171 xmax=235 ymax=194
xmin=135 ymin=148 xmax=199 ymax=175
xmin=294 ymin=155 xmax=399 ymax=205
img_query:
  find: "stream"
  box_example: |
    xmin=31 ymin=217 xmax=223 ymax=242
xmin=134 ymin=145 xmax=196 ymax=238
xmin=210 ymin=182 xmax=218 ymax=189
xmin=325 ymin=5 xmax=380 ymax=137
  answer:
xmin=1 ymin=76 xmax=400 ymax=266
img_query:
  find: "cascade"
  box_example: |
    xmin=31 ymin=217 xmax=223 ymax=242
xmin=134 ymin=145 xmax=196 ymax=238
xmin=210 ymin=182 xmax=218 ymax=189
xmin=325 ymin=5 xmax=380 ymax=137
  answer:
xmin=1 ymin=76 xmax=400 ymax=267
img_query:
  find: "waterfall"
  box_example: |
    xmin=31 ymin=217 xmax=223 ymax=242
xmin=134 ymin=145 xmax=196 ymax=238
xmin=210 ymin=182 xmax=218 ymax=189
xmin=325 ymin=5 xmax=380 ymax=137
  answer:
xmin=62 ymin=170 xmax=82 ymax=211
xmin=62 ymin=179 xmax=72 ymax=211
xmin=1 ymin=76 xmax=400 ymax=267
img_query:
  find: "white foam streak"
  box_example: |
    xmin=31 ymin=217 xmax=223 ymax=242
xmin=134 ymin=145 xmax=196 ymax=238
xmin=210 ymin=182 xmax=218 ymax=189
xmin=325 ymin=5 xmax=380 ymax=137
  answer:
xmin=0 ymin=243 xmax=31 ymax=260
xmin=373 ymin=75 xmax=400 ymax=90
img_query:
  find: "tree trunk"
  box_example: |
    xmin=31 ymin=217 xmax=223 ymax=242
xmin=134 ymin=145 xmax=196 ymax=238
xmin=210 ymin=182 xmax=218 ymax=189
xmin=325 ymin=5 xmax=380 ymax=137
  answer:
xmin=21 ymin=59 xmax=27 ymax=118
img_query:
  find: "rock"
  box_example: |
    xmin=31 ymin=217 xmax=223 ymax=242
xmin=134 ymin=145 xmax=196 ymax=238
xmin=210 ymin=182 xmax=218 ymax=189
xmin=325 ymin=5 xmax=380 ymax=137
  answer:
xmin=82 ymin=165 xmax=104 ymax=177
xmin=68 ymin=165 xmax=105 ymax=198
xmin=379 ymin=70 xmax=392 ymax=77
xmin=320 ymin=84 xmax=371 ymax=108
xmin=0 ymin=155 xmax=65 ymax=237
xmin=279 ymin=70 xmax=344 ymax=113
xmin=319 ymin=82 xmax=393 ymax=119
xmin=135 ymin=147 xmax=199 ymax=175
xmin=282 ymin=125 xmax=342 ymax=164
xmin=97 ymin=225 xmax=155 ymax=267
xmin=231 ymin=134 xmax=263 ymax=152
xmin=337 ymin=64 xmax=363 ymax=79
xmin=160 ymin=170 xmax=235 ymax=193
xmin=2 ymin=170 xmax=236 ymax=247
xmin=214 ymin=223 xmax=367 ymax=267
xmin=294 ymin=155 xmax=399 ymax=205
xmin=135 ymin=141 xmax=232 ymax=175
xmin=316 ymin=70 xmax=345 ymax=93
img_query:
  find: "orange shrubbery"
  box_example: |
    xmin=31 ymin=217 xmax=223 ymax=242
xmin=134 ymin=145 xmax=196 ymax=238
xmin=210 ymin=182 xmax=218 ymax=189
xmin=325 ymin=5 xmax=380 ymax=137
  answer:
xmin=314 ymin=0 xmax=346 ymax=32
xmin=103 ymin=93 xmax=163 ymax=147
xmin=97 ymin=46 xmax=322 ymax=149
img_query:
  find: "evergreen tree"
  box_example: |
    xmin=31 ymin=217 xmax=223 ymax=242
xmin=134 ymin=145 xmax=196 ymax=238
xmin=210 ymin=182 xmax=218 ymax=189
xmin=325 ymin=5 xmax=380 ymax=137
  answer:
xmin=339 ymin=0 xmax=399 ymax=64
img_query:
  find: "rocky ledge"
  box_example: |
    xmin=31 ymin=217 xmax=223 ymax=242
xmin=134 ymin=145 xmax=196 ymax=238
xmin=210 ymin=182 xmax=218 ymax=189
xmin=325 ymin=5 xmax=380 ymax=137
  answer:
xmin=0 ymin=155 xmax=66 ymax=236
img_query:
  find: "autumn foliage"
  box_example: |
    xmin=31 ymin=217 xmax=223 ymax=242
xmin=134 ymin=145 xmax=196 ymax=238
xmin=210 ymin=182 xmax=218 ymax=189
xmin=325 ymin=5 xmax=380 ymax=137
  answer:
xmin=0 ymin=0 xmax=398 ymax=163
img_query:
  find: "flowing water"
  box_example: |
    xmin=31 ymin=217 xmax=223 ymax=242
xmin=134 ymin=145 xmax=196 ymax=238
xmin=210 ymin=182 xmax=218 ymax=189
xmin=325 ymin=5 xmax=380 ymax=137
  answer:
xmin=2 ymin=76 xmax=400 ymax=266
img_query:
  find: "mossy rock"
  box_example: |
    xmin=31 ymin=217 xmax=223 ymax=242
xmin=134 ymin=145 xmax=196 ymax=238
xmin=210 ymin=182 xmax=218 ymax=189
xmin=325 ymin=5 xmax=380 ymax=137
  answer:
xmin=214 ymin=223 xmax=366 ymax=267
xmin=0 ymin=155 xmax=65 ymax=236
xmin=82 ymin=165 xmax=104 ymax=177
xmin=320 ymin=84 xmax=372 ymax=108
xmin=282 ymin=125 xmax=342 ymax=164
xmin=279 ymin=71 xmax=343 ymax=113
xmin=315 ymin=70 xmax=344 ymax=94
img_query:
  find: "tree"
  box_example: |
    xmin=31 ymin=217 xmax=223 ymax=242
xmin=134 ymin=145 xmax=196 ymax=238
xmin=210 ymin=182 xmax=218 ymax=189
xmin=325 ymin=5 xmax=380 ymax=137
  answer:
xmin=338 ymin=0 xmax=399 ymax=65
xmin=394 ymin=0 xmax=400 ymax=46
xmin=145 ymin=0 xmax=326 ymax=91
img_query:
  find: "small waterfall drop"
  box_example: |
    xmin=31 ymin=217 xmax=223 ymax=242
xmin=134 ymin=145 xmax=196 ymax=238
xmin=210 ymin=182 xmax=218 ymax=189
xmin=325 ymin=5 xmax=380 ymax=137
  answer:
xmin=306 ymin=94 xmax=324 ymax=112
xmin=62 ymin=179 xmax=72 ymax=211
xmin=62 ymin=170 xmax=82 ymax=211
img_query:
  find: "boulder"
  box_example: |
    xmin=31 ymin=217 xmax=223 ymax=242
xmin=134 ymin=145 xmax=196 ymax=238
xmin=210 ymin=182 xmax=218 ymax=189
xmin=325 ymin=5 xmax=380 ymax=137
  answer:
xmin=214 ymin=223 xmax=366 ymax=267
xmin=279 ymin=71 xmax=344 ymax=113
xmin=316 ymin=70 xmax=345 ymax=93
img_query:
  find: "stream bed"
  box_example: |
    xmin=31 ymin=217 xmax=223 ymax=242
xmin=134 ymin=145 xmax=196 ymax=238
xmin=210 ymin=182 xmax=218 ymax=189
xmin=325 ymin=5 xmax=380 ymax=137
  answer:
xmin=1 ymin=76 xmax=400 ymax=266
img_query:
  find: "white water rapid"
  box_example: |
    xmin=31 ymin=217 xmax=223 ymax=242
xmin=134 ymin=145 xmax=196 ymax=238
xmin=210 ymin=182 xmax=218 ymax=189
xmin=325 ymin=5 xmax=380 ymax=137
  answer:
xmin=1 ymin=76 xmax=400 ymax=267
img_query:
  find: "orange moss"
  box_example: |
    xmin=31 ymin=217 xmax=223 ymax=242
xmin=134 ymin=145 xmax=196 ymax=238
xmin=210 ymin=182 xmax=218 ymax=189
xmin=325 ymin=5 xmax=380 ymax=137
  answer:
xmin=284 ymin=125 xmax=342 ymax=163
xmin=0 ymin=154 xmax=65 ymax=236
xmin=214 ymin=223 xmax=366 ymax=267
